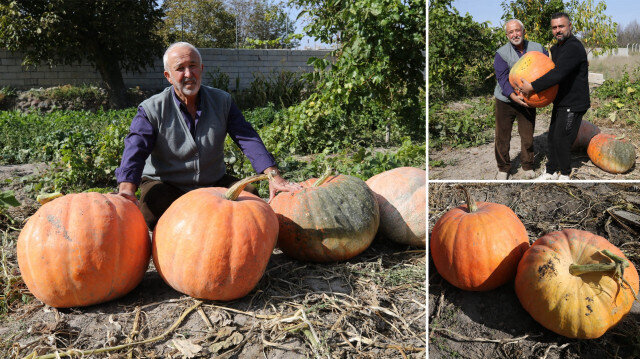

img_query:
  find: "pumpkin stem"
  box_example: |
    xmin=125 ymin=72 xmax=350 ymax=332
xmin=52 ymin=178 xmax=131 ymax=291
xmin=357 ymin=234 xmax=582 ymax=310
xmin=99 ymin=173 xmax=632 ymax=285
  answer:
xmin=456 ymin=185 xmax=478 ymax=213
xmin=569 ymin=249 xmax=639 ymax=301
xmin=224 ymin=173 xmax=270 ymax=201
xmin=312 ymin=167 xmax=333 ymax=187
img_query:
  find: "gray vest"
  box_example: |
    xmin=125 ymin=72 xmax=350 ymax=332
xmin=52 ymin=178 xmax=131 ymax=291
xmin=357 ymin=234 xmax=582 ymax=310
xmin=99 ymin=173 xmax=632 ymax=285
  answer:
xmin=141 ymin=85 xmax=231 ymax=192
xmin=494 ymin=41 xmax=544 ymax=103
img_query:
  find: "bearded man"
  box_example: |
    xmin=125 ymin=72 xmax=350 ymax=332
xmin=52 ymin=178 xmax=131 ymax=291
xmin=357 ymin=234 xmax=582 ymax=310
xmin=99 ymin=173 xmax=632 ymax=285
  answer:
xmin=115 ymin=42 xmax=301 ymax=229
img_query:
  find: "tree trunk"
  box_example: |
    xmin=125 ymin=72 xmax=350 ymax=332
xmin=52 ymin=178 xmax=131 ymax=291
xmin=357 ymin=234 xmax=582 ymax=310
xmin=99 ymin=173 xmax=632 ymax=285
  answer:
xmin=94 ymin=55 xmax=128 ymax=109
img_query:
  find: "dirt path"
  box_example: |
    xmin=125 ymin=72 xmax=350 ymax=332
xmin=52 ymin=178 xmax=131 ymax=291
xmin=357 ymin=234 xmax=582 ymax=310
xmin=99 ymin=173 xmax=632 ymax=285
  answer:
xmin=429 ymin=112 xmax=640 ymax=180
xmin=429 ymin=183 xmax=640 ymax=359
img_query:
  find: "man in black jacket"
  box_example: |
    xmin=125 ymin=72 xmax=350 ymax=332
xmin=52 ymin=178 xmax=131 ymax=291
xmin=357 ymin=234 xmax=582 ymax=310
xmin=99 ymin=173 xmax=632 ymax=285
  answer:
xmin=518 ymin=12 xmax=590 ymax=181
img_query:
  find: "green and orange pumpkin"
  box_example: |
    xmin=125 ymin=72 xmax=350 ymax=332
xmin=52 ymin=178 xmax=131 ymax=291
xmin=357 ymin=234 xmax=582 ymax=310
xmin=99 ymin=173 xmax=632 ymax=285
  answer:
xmin=270 ymin=172 xmax=379 ymax=262
xmin=366 ymin=167 xmax=425 ymax=247
xmin=509 ymin=51 xmax=558 ymax=108
xmin=430 ymin=187 xmax=529 ymax=291
xmin=152 ymin=174 xmax=278 ymax=301
xmin=587 ymin=133 xmax=636 ymax=173
xmin=17 ymin=192 xmax=150 ymax=308
xmin=515 ymin=229 xmax=639 ymax=339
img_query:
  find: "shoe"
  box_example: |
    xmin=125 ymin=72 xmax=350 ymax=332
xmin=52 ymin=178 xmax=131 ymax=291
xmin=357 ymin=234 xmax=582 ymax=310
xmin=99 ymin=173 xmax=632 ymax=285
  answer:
xmin=496 ymin=171 xmax=509 ymax=180
xmin=536 ymin=172 xmax=558 ymax=181
xmin=557 ymin=174 xmax=570 ymax=181
xmin=521 ymin=170 xmax=536 ymax=179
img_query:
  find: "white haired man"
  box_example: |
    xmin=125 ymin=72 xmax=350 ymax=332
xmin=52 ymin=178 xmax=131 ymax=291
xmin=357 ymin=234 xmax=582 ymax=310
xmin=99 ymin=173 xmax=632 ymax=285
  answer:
xmin=115 ymin=42 xmax=301 ymax=229
xmin=493 ymin=19 xmax=548 ymax=180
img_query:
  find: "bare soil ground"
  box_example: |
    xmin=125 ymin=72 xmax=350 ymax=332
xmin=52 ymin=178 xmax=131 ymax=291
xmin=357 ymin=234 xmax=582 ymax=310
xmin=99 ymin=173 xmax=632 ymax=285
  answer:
xmin=429 ymin=183 xmax=640 ymax=359
xmin=429 ymin=102 xmax=640 ymax=181
xmin=0 ymin=164 xmax=426 ymax=358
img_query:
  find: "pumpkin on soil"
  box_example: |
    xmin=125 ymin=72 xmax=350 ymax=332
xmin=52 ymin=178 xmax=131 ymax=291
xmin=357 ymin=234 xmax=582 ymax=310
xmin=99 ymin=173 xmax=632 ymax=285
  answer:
xmin=269 ymin=172 xmax=379 ymax=263
xmin=365 ymin=167 xmax=425 ymax=247
xmin=430 ymin=187 xmax=529 ymax=291
xmin=17 ymin=192 xmax=150 ymax=308
xmin=509 ymin=51 xmax=559 ymax=108
xmin=587 ymin=133 xmax=636 ymax=174
xmin=515 ymin=229 xmax=639 ymax=339
xmin=571 ymin=119 xmax=601 ymax=152
xmin=152 ymin=174 xmax=278 ymax=301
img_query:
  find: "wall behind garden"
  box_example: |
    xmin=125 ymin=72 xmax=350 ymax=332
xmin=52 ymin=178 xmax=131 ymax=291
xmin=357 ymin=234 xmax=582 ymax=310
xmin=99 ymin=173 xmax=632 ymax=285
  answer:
xmin=0 ymin=48 xmax=332 ymax=91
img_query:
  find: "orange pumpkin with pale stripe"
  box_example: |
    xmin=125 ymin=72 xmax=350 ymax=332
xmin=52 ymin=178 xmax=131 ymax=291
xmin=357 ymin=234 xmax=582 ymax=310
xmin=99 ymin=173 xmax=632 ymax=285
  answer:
xmin=17 ymin=192 xmax=150 ymax=308
xmin=152 ymin=174 xmax=278 ymax=301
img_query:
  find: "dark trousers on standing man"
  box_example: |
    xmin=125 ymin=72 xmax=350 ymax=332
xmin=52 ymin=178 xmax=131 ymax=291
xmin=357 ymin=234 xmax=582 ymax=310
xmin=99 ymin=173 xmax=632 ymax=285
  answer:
xmin=545 ymin=107 xmax=585 ymax=176
xmin=138 ymin=173 xmax=259 ymax=230
xmin=494 ymin=98 xmax=536 ymax=173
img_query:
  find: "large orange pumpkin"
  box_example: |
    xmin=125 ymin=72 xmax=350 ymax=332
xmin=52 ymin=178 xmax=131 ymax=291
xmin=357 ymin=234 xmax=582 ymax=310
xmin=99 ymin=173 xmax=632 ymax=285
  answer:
xmin=570 ymin=119 xmax=601 ymax=152
xmin=270 ymin=173 xmax=379 ymax=262
xmin=515 ymin=229 xmax=639 ymax=339
xmin=509 ymin=51 xmax=558 ymax=108
xmin=17 ymin=192 xmax=150 ymax=308
xmin=587 ymin=133 xmax=636 ymax=174
xmin=430 ymin=187 xmax=529 ymax=291
xmin=366 ymin=167 xmax=425 ymax=247
xmin=152 ymin=174 xmax=278 ymax=301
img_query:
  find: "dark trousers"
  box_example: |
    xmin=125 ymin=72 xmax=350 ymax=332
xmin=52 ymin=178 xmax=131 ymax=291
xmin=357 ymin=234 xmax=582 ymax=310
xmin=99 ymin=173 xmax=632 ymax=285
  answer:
xmin=494 ymin=99 xmax=536 ymax=172
xmin=139 ymin=174 xmax=258 ymax=230
xmin=546 ymin=108 xmax=585 ymax=176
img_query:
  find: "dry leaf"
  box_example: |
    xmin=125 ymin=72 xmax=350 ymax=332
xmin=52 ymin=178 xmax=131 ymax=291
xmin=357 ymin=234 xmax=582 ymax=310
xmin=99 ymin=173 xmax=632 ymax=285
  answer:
xmin=172 ymin=338 xmax=202 ymax=358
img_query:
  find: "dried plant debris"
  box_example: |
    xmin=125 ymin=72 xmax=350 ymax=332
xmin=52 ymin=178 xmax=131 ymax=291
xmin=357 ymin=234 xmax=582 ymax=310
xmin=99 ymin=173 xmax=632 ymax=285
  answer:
xmin=429 ymin=183 xmax=640 ymax=359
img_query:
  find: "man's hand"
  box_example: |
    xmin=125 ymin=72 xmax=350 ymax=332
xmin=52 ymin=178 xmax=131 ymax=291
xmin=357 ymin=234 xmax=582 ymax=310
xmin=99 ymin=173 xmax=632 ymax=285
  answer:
xmin=264 ymin=167 xmax=302 ymax=202
xmin=509 ymin=92 xmax=530 ymax=107
xmin=518 ymin=78 xmax=534 ymax=96
xmin=116 ymin=182 xmax=139 ymax=206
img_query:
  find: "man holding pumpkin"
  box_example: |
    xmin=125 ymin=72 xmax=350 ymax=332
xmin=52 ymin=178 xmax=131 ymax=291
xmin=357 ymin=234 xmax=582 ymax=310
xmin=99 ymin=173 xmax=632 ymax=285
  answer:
xmin=115 ymin=42 xmax=301 ymax=229
xmin=518 ymin=12 xmax=590 ymax=181
xmin=493 ymin=19 xmax=547 ymax=180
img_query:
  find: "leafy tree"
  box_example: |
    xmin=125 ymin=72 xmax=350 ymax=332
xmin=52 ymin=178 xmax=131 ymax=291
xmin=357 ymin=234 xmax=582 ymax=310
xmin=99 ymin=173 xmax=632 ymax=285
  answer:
xmin=566 ymin=0 xmax=617 ymax=56
xmin=500 ymin=0 xmax=565 ymax=47
xmin=245 ymin=1 xmax=300 ymax=49
xmin=159 ymin=0 xmax=236 ymax=48
xmin=429 ymin=0 xmax=502 ymax=102
xmin=287 ymin=0 xmax=425 ymax=143
xmin=501 ymin=0 xmax=617 ymax=56
xmin=0 ymin=0 xmax=164 ymax=108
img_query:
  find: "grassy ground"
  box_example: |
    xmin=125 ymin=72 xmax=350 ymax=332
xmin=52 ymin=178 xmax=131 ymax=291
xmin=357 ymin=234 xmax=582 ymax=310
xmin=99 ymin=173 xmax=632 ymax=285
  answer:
xmin=589 ymin=53 xmax=640 ymax=81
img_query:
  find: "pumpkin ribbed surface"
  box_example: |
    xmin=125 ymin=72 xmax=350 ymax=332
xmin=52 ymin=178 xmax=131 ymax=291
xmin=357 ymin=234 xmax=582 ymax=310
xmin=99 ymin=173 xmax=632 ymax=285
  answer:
xmin=17 ymin=193 xmax=150 ymax=308
xmin=509 ymin=51 xmax=558 ymax=108
xmin=430 ymin=191 xmax=529 ymax=291
xmin=515 ymin=229 xmax=639 ymax=339
xmin=587 ymin=133 xmax=636 ymax=173
xmin=366 ymin=167 xmax=425 ymax=247
xmin=270 ymin=174 xmax=379 ymax=262
xmin=152 ymin=187 xmax=278 ymax=301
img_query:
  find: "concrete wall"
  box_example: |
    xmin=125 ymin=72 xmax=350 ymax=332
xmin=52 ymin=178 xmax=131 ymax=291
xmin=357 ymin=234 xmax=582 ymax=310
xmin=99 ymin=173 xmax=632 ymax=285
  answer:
xmin=0 ymin=48 xmax=332 ymax=91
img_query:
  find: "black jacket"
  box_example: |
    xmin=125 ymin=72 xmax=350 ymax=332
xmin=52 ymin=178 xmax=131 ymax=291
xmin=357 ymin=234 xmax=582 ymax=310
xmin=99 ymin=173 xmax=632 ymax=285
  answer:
xmin=531 ymin=35 xmax=590 ymax=112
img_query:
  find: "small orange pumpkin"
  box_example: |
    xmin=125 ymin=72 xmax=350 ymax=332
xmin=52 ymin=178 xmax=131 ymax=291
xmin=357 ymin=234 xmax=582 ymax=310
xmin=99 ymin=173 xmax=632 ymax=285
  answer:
xmin=152 ymin=174 xmax=278 ymax=301
xmin=366 ymin=167 xmax=425 ymax=247
xmin=17 ymin=192 xmax=150 ymax=308
xmin=587 ymin=133 xmax=636 ymax=174
xmin=515 ymin=229 xmax=639 ymax=339
xmin=430 ymin=187 xmax=529 ymax=291
xmin=509 ymin=51 xmax=558 ymax=108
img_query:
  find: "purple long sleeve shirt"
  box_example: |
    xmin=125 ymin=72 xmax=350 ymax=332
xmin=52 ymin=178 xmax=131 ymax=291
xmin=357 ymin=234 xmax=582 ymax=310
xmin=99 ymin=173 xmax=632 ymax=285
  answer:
xmin=494 ymin=44 xmax=548 ymax=98
xmin=115 ymin=89 xmax=276 ymax=186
